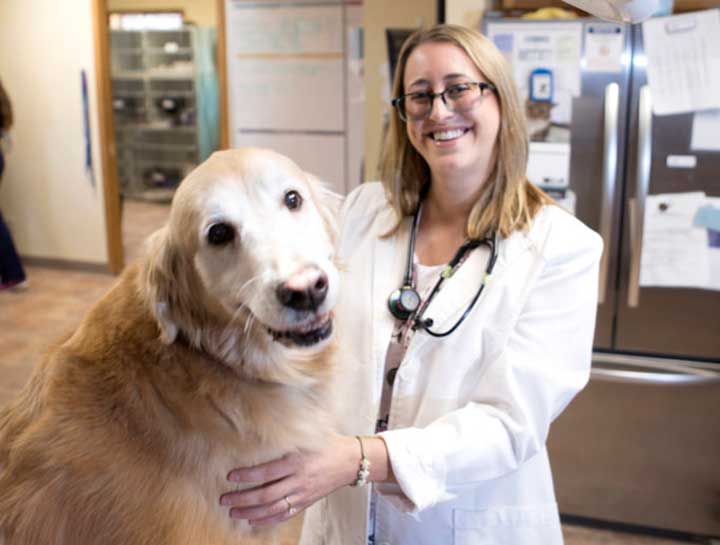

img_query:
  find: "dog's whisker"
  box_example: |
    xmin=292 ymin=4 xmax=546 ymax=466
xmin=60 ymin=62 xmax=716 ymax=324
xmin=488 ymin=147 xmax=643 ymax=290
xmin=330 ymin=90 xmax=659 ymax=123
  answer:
xmin=215 ymin=273 xmax=261 ymax=350
xmin=234 ymin=275 xmax=263 ymax=302
xmin=243 ymin=313 xmax=257 ymax=341
xmin=242 ymin=313 xmax=254 ymax=336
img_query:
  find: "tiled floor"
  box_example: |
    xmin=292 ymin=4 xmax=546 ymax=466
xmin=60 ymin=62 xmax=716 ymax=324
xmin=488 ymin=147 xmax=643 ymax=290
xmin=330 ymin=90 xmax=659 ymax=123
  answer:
xmin=0 ymin=200 xmax=698 ymax=545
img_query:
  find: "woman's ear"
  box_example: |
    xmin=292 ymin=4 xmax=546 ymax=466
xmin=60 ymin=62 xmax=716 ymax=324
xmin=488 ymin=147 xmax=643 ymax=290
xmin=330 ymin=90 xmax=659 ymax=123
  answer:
xmin=142 ymin=226 xmax=180 ymax=344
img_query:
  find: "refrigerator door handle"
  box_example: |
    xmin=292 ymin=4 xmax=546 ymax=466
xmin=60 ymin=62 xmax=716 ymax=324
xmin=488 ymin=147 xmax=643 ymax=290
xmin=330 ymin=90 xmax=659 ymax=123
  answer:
xmin=592 ymin=365 xmax=720 ymax=385
xmin=598 ymin=82 xmax=619 ymax=305
xmin=592 ymin=352 xmax=720 ymax=385
xmin=627 ymin=84 xmax=652 ymax=308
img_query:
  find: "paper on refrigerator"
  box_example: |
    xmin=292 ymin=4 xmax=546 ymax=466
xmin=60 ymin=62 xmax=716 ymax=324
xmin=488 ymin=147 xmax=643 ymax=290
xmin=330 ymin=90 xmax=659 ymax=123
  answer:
xmin=642 ymin=10 xmax=720 ymax=116
xmin=584 ymin=26 xmax=625 ymax=73
xmin=693 ymin=197 xmax=720 ymax=291
xmin=486 ymin=22 xmax=582 ymax=125
xmin=640 ymin=192 xmax=710 ymax=289
xmin=691 ymin=109 xmax=720 ymax=152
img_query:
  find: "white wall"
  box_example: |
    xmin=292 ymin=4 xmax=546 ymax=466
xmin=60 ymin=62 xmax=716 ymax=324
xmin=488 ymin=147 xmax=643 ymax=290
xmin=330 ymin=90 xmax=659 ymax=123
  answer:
xmin=0 ymin=0 xmax=108 ymax=265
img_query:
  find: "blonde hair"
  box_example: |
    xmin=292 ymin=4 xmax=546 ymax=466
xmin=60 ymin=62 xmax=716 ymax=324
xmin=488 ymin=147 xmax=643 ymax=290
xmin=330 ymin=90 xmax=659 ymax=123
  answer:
xmin=379 ymin=24 xmax=552 ymax=239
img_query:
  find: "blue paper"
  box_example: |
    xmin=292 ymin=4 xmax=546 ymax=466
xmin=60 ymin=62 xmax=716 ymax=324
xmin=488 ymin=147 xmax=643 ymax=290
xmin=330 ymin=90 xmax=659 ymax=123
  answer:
xmin=693 ymin=204 xmax=720 ymax=232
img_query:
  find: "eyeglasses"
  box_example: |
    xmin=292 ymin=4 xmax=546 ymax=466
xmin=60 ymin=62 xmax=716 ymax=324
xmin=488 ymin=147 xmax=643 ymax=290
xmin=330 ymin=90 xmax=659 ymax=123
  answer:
xmin=392 ymin=81 xmax=497 ymax=122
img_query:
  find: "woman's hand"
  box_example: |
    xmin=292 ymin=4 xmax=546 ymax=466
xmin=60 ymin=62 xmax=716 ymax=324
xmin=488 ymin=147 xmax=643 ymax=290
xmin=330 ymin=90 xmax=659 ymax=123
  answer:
xmin=219 ymin=434 xmax=361 ymax=526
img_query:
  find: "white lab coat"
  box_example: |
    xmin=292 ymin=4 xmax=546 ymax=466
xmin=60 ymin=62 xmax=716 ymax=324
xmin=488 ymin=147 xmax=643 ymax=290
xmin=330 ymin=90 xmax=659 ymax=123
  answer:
xmin=300 ymin=182 xmax=603 ymax=545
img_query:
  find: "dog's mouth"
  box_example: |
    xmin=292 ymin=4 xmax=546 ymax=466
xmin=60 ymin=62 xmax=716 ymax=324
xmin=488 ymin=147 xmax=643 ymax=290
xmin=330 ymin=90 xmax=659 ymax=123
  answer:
xmin=267 ymin=313 xmax=333 ymax=348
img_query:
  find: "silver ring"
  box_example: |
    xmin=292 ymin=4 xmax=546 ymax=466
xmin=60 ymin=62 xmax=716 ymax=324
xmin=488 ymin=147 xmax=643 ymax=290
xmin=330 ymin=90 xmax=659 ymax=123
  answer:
xmin=284 ymin=495 xmax=296 ymax=515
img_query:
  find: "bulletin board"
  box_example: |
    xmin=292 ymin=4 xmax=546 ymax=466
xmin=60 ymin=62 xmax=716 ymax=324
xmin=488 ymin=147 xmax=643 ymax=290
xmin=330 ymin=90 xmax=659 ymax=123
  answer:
xmin=233 ymin=132 xmax=346 ymax=188
xmin=221 ymin=1 xmax=345 ymax=135
xmin=217 ymin=0 xmax=364 ymax=195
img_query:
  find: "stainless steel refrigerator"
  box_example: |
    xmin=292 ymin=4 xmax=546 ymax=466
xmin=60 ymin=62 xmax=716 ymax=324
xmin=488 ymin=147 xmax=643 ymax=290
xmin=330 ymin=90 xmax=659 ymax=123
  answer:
xmin=484 ymin=14 xmax=720 ymax=540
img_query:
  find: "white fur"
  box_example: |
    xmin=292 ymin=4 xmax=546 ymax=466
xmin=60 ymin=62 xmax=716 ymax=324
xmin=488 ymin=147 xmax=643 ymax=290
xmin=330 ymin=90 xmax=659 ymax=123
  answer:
xmin=191 ymin=177 xmax=338 ymax=335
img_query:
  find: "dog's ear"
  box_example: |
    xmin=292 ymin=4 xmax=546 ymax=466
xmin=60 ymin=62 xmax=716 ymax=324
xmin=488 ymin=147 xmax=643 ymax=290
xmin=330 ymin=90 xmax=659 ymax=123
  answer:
xmin=142 ymin=227 xmax=180 ymax=344
xmin=305 ymin=173 xmax=341 ymax=245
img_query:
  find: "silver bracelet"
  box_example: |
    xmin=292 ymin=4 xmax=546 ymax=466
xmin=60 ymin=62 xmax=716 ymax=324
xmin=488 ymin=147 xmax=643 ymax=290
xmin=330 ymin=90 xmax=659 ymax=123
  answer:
xmin=351 ymin=435 xmax=371 ymax=487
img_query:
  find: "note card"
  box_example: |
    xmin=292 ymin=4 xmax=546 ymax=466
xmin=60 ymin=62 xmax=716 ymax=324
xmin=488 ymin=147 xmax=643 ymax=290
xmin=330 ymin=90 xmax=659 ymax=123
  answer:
xmin=640 ymin=192 xmax=710 ymax=289
xmin=642 ymin=10 xmax=720 ymax=115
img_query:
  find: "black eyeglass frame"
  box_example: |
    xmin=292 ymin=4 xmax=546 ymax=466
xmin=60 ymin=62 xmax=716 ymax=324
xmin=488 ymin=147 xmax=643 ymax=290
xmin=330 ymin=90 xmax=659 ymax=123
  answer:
xmin=391 ymin=81 xmax=497 ymax=122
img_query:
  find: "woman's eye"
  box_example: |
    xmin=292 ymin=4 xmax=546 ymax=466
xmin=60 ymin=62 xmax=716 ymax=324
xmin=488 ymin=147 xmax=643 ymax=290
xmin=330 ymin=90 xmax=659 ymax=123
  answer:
xmin=409 ymin=93 xmax=431 ymax=104
xmin=207 ymin=223 xmax=235 ymax=246
xmin=284 ymin=190 xmax=303 ymax=211
xmin=446 ymin=84 xmax=470 ymax=98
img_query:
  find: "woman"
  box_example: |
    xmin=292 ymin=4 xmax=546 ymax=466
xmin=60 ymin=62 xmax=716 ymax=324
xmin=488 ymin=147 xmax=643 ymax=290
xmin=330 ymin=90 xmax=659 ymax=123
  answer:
xmin=0 ymin=78 xmax=27 ymax=291
xmin=221 ymin=24 xmax=602 ymax=544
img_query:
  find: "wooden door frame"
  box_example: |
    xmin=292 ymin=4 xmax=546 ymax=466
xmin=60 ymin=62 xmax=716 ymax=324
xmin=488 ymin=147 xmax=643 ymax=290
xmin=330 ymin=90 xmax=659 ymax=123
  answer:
xmin=92 ymin=0 xmax=124 ymax=274
xmin=217 ymin=0 xmax=230 ymax=149
xmin=93 ymin=1 xmax=232 ymax=275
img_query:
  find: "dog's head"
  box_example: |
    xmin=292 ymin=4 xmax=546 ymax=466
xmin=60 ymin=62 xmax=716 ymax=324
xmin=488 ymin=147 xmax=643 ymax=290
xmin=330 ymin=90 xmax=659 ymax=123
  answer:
xmin=141 ymin=148 xmax=340 ymax=380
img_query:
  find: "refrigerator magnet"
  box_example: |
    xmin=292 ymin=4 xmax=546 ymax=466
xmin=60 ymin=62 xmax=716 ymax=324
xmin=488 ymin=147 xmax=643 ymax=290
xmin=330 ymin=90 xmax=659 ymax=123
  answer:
xmin=529 ymin=68 xmax=554 ymax=103
xmin=666 ymin=155 xmax=697 ymax=169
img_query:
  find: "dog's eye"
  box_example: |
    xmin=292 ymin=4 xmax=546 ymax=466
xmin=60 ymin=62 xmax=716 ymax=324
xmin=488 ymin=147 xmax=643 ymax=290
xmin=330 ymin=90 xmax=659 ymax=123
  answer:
xmin=207 ymin=223 xmax=235 ymax=246
xmin=284 ymin=190 xmax=303 ymax=211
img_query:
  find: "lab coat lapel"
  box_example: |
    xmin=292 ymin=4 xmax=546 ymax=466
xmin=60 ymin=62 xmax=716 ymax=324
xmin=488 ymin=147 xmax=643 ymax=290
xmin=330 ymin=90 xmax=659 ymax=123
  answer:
xmin=405 ymin=232 xmax=531 ymax=356
xmin=371 ymin=211 xmax=412 ymax=389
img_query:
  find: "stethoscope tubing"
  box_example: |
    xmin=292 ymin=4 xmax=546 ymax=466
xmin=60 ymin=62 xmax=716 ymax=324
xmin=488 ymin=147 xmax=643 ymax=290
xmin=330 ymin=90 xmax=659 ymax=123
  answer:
xmin=414 ymin=234 xmax=497 ymax=337
xmin=388 ymin=192 xmax=499 ymax=337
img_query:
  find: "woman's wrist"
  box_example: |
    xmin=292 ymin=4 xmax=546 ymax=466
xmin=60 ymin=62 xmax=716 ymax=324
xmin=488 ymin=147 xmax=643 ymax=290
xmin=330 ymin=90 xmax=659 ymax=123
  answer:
xmin=347 ymin=435 xmax=394 ymax=486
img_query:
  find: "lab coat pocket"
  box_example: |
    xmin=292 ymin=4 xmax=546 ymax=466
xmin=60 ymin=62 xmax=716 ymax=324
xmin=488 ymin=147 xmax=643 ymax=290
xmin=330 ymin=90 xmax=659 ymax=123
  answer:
xmin=453 ymin=503 xmax=563 ymax=545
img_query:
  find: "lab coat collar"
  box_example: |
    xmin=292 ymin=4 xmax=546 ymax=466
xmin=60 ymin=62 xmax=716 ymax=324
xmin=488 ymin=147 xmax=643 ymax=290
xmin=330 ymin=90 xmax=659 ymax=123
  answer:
xmin=371 ymin=212 xmax=534 ymax=366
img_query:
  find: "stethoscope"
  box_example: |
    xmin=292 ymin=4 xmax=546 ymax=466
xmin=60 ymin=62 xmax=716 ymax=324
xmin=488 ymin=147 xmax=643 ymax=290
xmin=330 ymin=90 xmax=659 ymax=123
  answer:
xmin=387 ymin=198 xmax=498 ymax=338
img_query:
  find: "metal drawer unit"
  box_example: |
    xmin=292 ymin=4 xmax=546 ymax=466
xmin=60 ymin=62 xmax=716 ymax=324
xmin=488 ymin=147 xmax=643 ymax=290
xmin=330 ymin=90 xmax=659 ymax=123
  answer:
xmin=109 ymin=27 xmax=199 ymax=202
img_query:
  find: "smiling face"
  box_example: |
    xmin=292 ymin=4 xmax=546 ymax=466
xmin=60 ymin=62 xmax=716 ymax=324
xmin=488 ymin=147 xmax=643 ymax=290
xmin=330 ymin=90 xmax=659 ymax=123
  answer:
xmin=402 ymin=41 xmax=501 ymax=185
xmin=159 ymin=148 xmax=339 ymax=353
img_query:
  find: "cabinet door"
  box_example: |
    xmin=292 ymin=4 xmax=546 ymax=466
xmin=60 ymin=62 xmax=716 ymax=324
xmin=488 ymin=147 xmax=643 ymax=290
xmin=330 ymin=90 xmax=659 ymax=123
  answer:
xmin=674 ymin=0 xmax=720 ymax=12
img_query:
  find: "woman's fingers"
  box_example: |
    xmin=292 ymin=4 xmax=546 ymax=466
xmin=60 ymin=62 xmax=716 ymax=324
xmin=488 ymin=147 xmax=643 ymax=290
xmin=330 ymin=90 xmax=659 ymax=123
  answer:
xmin=220 ymin=477 xmax=295 ymax=509
xmin=227 ymin=451 xmax=300 ymax=484
xmin=228 ymin=493 xmax=304 ymax=525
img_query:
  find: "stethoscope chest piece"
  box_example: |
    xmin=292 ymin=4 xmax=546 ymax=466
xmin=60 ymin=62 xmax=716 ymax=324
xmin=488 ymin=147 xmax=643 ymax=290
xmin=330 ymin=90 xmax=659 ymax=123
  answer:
xmin=387 ymin=285 xmax=421 ymax=321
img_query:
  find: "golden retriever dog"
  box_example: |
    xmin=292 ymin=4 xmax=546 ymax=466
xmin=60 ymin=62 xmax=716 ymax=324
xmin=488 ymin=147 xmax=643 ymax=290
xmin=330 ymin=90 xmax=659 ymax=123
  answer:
xmin=0 ymin=148 xmax=340 ymax=545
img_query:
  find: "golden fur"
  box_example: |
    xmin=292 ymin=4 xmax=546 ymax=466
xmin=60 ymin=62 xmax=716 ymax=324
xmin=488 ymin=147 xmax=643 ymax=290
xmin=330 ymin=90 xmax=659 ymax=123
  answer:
xmin=0 ymin=148 xmax=340 ymax=545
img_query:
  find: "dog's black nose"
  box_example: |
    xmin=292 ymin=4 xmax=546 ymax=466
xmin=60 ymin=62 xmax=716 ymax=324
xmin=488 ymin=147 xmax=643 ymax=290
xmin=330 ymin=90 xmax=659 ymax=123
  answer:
xmin=276 ymin=269 xmax=328 ymax=311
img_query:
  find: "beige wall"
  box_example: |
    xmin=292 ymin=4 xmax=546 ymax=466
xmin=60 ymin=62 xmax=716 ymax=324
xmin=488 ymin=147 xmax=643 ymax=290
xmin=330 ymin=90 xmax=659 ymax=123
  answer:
xmin=107 ymin=0 xmax=217 ymax=27
xmin=0 ymin=0 xmax=108 ymax=265
xmin=362 ymin=0 xmax=436 ymax=181
xmin=446 ymin=0 xmax=494 ymax=29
